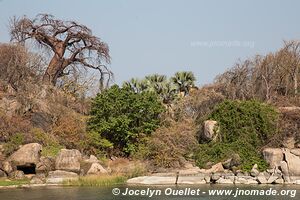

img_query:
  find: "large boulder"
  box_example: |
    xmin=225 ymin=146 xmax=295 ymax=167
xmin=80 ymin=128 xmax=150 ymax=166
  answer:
xmin=8 ymin=143 xmax=42 ymax=170
xmin=250 ymin=164 xmax=260 ymax=177
xmin=280 ymin=161 xmax=291 ymax=183
xmin=262 ymin=148 xmax=283 ymax=168
xmin=80 ymin=155 xmax=102 ymax=175
xmin=36 ymin=156 xmax=55 ymax=174
xmin=206 ymin=162 xmax=224 ymax=173
xmin=257 ymin=172 xmax=268 ymax=184
xmin=55 ymin=149 xmax=82 ymax=173
xmin=46 ymin=170 xmax=79 ymax=184
xmin=202 ymin=120 xmax=219 ymax=141
xmin=283 ymin=149 xmax=300 ymax=181
xmin=87 ymin=163 xmax=108 ymax=175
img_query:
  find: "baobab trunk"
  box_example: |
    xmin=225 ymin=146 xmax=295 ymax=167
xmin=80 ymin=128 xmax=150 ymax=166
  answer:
xmin=42 ymin=54 xmax=64 ymax=85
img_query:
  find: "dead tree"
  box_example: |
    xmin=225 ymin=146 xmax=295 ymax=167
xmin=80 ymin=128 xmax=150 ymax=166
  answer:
xmin=10 ymin=14 xmax=112 ymax=86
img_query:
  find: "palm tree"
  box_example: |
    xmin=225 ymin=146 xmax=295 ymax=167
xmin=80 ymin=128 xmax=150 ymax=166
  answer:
xmin=145 ymin=74 xmax=167 ymax=94
xmin=171 ymin=71 xmax=196 ymax=96
xmin=122 ymin=78 xmax=148 ymax=93
xmin=160 ymin=81 xmax=178 ymax=105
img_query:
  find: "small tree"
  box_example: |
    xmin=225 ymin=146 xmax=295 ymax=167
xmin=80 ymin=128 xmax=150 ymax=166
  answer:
xmin=10 ymin=14 xmax=112 ymax=86
xmin=88 ymin=85 xmax=165 ymax=155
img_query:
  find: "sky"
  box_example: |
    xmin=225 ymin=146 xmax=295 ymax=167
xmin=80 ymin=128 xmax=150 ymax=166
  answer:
xmin=0 ymin=0 xmax=300 ymax=86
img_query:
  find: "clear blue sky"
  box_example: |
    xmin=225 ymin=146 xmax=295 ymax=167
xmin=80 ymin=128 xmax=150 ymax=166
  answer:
xmin=0 ymin=0 xmax=300 ymax=86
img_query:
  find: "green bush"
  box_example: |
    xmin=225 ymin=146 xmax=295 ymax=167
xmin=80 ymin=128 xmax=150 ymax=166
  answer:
xmin=195 ymin=100 xmax=278 ymax=171
xmin=3 ymin=133 xmax=24 ymax=156
xmin=79 ymin=131 xmax=113 ymax=158
xmin=88 ymin=85 xmax=165 ymax=155
xmin=31 ymin=128 xmax=64 ymax=157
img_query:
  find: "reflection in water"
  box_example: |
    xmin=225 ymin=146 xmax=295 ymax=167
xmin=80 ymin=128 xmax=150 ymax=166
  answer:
xmin=0 ymin=185 xmax=298 ymax=200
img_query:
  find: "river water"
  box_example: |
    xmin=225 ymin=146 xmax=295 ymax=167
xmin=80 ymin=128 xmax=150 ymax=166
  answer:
xmin=0 ymin=185 xmax=299 ymax=200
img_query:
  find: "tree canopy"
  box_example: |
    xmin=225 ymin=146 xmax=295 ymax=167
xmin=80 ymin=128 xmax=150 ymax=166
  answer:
xmin=88 ymin=85 xmax=165 ymax=155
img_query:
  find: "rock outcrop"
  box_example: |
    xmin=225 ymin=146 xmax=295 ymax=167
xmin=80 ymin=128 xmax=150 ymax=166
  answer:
xmin=55 ymin=149 xmax=82 ymax=173
xmin=46 ymin=170 xmax=79 ymax=184
xmin=262 ymin=148 xmax=300 ymax=183
xmin=8 ymin=143 xmax=42 ymax=167
xmin=202 ymin=120 xmax=219 ymax=141
xmin=36 ymin=156 xmax=55 ymax=174
xmin=262 ymin=148 xmax=283 ymax=168
xmin=87 ymin=163 xmax=108 ymax=175
xmin=283 ymin=149 xmax=300 ymax=181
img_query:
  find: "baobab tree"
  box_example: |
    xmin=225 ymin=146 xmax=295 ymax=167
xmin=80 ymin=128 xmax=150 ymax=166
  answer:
xmin=10 ymin=14 xmax=112 ymax=86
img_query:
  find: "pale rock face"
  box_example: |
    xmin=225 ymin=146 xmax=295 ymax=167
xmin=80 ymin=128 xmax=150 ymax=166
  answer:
xmin=205 ymin=162 xmax=224 ymax=174
xmin=262 ymin=148 xmax=283 ymax=168
xmin=250 ymin=164 xmax=260 ymax=177
xmin=203 ymin=120 xmax=219 ymax=141
xmin=267 ymin=174 xmax=279 ymax=184
xmin=216 ymin=177 xmax=234 ymax=184
xmin=257 ymin=172 xmax=268 ymax=184
xmin=275 ymin=178 xmax=284 ymax=184
xmin=46 ymin=170 xmax=79 ymax=184
xmin=87 ymin=155 xmax=99 ymax=163
xmin=36 ymin=156 xmax=55 ymax=174
xmin=280 ymin=161 xmax=291 ymax=183
xmin=283 ymin=149 xmax=300 ymax=181
xmin=177 ymin=176 xmax=206 ymax=184
xmin=8 ymin=143 xmax=42 ymax=167
xmin=55 ymin=149 xmax=82 ymax=173
xmin=290 ymin=149 xmax=300 ymax=157
xmin=87 ymin=163 xmax=108 ymax=175
xmin=127 ymin=176 xmax=176 ymax=185
xmin=234 ymin=176 xmax=258 ymax=184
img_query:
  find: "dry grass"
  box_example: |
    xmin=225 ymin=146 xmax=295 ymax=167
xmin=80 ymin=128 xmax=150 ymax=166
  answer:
xmin=63 ymin=175 xmax=127 ymax=186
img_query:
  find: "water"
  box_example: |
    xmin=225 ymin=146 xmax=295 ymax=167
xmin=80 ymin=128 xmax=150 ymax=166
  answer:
xmin=0 ymin=185 xmax=299 ymax=200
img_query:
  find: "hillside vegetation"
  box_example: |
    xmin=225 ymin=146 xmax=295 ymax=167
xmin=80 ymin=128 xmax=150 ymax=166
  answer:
xmin=1 ymin=14 xmax=300 ymax=172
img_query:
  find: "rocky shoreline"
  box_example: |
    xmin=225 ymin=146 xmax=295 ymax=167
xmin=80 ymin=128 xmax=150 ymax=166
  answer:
xmin=127 ymin=148 xmax=300 ymax=186
xmin=0 ymin=143 xmax=111 ymax=184
xmin=1 ymin=143 xmax=300 ymax=187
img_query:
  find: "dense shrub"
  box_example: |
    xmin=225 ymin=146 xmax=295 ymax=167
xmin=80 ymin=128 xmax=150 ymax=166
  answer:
xmin=51 ymin=113 xmax=87 ymax=149
xmin=195 ymin=100 xmax=279 ymax=171
xmin=88 ymin=85 xmax=165 ymax=155
xmin=137 ymin=119 xmax=198 ymax=168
